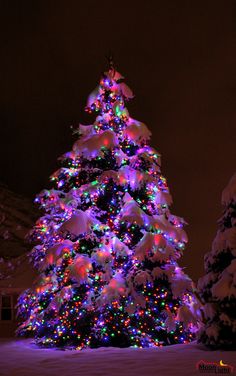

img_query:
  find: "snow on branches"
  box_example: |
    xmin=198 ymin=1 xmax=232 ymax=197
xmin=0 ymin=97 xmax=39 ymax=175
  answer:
xmin=73 ymin=130 xmax=119 ymax=159
xmin=122 ymin=118 xmax=151 ymax=144
xmin=60 ymin=209 xmax=100 ymax=237
xmin=222 ymin=172 xmax=236 ymax=206
xmin=198 ymin=172 xmax=236 ymax=348
xmin=67 ymin=255 xmax=92 ymax=285
xmin=97 ymin=272 xmax=127 ymax=306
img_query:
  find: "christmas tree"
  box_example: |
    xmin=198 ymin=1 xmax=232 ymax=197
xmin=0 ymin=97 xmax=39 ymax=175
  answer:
xmin=17 ymin=61 xmax=199 ymax=349
xmin=198 ymin=173 xmax=236 ymax=348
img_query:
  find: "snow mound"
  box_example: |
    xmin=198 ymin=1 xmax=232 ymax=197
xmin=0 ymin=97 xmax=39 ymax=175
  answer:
xmin=0 ymin=339 xmax=235 ymax=376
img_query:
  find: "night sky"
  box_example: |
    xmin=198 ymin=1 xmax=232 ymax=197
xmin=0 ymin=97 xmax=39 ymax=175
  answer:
xmin=0 ymin=1 xmax=236 ymax=281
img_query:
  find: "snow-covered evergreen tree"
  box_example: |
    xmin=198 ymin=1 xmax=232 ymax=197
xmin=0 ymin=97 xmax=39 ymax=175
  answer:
xmin=198 ymin=173 xmax=236 ymax=348
xmin=17 ymin=62 xmax=199 ymax=349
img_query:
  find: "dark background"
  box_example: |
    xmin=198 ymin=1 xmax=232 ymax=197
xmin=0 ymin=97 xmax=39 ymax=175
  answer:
xmin=0 ymin=0 xmax=235 ymax=281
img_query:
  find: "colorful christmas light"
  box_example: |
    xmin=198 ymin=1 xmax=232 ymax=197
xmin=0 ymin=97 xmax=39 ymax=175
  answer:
xmin=17 ymin=63 xmax=199 ymax=349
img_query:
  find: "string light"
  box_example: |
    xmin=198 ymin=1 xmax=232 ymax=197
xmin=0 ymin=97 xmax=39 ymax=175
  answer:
xmin=16 ymin=64 xmax=198 ymax=350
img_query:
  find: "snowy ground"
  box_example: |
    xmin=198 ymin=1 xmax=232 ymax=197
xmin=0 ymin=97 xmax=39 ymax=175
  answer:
xmin=0 ymin=339 xmax=235 ymax=376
